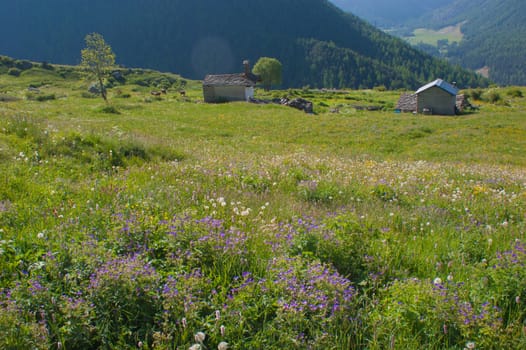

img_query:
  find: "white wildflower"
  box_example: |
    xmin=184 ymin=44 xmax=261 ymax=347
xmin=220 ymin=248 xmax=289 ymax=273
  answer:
xmin=218 ymin=341 xmax=229 ymax=350
xmin=195 ymin=331 xmax=206 ymax=343
xmin=465 ymin=341 xmax=475 ymax=349
xmin=433 ymin=277 xmax=442 ymax=285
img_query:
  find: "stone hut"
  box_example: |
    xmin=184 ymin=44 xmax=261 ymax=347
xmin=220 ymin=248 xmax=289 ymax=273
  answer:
xmin=415 ymin=79 xmax=459 ymax=115
xmin=395 ymin=93 xmax=417 ymax=113
xmin=396 ymin=79 xmax=459 ymax=115
xmin=202 ymin=61 xmax=260 ymax=103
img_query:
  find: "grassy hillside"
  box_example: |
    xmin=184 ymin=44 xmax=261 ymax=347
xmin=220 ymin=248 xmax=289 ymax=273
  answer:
xmin=405 ymin=24 xmax=463 ymax=46
xmin=1 ymin=64 xmax=525 ymax=349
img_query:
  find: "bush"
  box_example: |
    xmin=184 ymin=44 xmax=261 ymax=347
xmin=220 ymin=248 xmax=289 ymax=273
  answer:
xmin=468 ymin=89 xmax=483 ymax=100
xmin=99 ymin=105 xmax=120 ymax=114
xmin=40 ymin=61 xmax=54 ymax=70
xmin=26 ymin=93 xmax=56 ymax=102
xmin=0 ymin=55 xmax=15 ymax=68
xmin=114 ymin=89 xmax=131 ymax=98
xmin=506 ymin=88 xmax=523 ymax=98
xmin=7 ymin=68 xmax=21 ymax=77
xmin=15 ymin=60 xmax=33 ymax=70
xmin=0 ymin=94 xmax=20 ymax=102
xmin=81 ymin=91 xmax=98 ymax=98
xmin=483 ymin=90 xmax=502 ymax=103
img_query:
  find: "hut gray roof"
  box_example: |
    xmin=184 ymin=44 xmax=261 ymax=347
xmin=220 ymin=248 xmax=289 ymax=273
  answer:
xmin=416 ymin=79 xmax=459 ymax=96
xmin=203 ymin=73 xmax=259 ymax=87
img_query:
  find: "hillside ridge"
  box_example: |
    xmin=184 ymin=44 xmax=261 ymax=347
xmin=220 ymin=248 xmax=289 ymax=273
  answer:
xmin=0 ymin=0 xmax=488 ymax=89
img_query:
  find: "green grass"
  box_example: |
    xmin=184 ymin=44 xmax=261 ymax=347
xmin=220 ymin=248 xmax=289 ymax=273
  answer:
xmin=0 ymin=63 xmax=525 ymax=349
xmin=405 ymin=23 xmax=464 ymax=46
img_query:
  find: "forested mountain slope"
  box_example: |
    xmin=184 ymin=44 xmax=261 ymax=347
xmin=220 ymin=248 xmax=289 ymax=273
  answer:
xmin=330 ymin=0 xmax=454 ymax=28
xmin=0 ymin=0 xmax=487 ymax=89
xmin=421 ymin=0 xmax=526 ymax=85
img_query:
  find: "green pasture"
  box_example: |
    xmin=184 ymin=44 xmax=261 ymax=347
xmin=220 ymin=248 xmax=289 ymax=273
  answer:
xmin=0 ymin=64 xmax=525 ymax=349
xmin=405 ymin=23 xmax=464 ymax=47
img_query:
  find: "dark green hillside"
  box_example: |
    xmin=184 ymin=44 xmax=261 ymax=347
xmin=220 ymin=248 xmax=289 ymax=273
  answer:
xmin=0 ymin=0 xmax=487 ymax=89
xmin=413 ymin=0 xmax=526 ymax=85
xmin=330 ymin=0 xmax=454 ymax=27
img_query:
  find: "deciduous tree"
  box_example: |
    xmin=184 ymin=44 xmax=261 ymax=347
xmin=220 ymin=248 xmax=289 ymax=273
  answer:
xmin=253 ymin=57 xmax=282 ymax=91
xmin=81 ymin=33 xmax=115 ymax=103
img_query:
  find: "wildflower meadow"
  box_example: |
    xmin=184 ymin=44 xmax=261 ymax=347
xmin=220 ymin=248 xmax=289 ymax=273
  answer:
xmin=0 ymin=66 xmax=525 ymax=349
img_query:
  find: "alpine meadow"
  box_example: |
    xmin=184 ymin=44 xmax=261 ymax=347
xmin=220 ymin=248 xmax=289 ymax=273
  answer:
xmin=1 ymin=1 xmax=526 ymax=349
xmin=1 ymin=54 xmax=525 ymax=349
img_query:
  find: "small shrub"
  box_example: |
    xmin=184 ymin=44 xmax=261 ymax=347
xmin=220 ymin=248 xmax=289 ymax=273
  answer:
xmin=0 ymin=55 xmax=15 ymax=67
xmin=506 ymin=88 xmax=523 ymax=98
xmin=7 ymin=68 xmax=21 ymax=77
xmin=0 ymin=94 xmax=20 ymax=102
xmin=15 ymin=60 xmax=33 ymax=70
xmin=144 ymin=96 xmax=163 ymax=103
xmin=81 ymin=91 xmax=98 ymax=99
xmin=115 ymin=89 xmax=131 ymax=98
xmin=483 ymin=90 xmax=501 ymax=103
xmin=35 ymin=94 xmax=56 ymax=102
xmin=468 ymin=89 xmax=483 ymax=100
xmin=25 ymin=92 xmax=56 ymax=101
xmin=40 ymin=61 xmax=54 ymax=70
xmin=99 ymin=105 xmax=120 ymax=114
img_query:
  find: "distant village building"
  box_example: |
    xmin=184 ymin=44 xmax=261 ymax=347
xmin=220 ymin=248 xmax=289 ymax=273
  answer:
xmin=203 ymin=61 xmax=260 ymax=103
xmin=396 ymin=79 xmax=460 ymax=115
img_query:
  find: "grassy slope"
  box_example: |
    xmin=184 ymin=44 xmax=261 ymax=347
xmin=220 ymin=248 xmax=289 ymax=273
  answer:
xmin=1 ymin=66 xmax=525 ymax=348
xmin=2 ymin=68 xmax=523 ymax=165
xmin=405 ymin=23 xmax=464 ymax=47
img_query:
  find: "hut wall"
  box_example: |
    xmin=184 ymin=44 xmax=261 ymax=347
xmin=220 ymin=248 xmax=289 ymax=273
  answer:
xmin=203 ymin=86 xmax=216 ymax=103
xmin=212 ymin=86 xmax=247 ymax=102
xmin=244 ymin=86 xmax=254 ymax=101
xmin=417 ymin=87 xmax=456 ymax=115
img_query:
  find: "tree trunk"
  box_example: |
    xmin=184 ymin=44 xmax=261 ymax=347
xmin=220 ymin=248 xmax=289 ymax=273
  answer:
xmin=99 ymin=76 xmax=107 ymax=103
